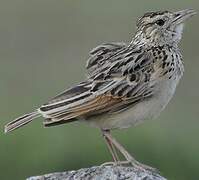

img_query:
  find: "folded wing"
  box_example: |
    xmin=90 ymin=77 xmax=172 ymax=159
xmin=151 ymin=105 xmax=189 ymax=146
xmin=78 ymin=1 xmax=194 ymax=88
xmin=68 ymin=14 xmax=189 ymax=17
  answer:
xmin=39 ymin=43 xmax=156 ymax=126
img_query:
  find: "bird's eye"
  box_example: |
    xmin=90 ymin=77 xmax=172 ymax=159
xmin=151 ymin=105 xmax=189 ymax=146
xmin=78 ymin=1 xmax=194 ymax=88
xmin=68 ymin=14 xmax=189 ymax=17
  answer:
xmin=155 ymin=19 xmax=165 ymax=26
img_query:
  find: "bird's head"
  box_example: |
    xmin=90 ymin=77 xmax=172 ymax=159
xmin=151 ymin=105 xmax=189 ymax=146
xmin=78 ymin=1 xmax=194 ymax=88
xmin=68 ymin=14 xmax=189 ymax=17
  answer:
xmin=133 ymin=9 xmax=197 ymax=46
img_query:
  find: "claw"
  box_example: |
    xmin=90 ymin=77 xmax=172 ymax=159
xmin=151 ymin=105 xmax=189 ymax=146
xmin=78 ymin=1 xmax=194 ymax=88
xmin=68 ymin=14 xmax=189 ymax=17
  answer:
xmin=100 ymin=161 xmax=130 ymax=167
xmin=100 ymin=161 xmax=117 ymax=167
xmin=131 ymin=160 xmax=159 ymax=173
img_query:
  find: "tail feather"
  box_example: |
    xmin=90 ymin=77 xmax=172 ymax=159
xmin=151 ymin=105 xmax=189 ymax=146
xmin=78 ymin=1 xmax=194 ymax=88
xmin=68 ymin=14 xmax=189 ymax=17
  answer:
xmin=4 ymin=111 xmax=40 ymax=133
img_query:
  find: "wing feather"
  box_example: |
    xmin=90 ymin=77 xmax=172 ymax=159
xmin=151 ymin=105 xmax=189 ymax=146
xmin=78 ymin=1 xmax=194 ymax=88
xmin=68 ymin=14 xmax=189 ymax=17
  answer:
xmin=40 ymin=43 xmax=157 ymax=126
xmin=86 ymin=42 xmax=126 ymax=77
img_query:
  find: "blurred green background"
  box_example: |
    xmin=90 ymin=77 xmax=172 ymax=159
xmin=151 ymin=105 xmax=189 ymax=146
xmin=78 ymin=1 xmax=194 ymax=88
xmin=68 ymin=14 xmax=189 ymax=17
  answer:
xmin=0 ymin=0 xmax=199 ymax=179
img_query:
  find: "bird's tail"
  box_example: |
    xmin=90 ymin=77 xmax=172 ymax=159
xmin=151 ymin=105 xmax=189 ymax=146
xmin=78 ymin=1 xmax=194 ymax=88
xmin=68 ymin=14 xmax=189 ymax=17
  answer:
xmin=4 ymin=111 xmax=41 ymax=133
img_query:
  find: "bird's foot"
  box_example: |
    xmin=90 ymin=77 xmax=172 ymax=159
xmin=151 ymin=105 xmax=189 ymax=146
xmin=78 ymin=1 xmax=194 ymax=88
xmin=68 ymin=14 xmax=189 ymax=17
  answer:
xmin=100 ymin=161 xmax=130 ymax=167
xmin=100 ymin=161 xmax=117 ymax=167
xmin=100 ymin=160 xmax=158 ymax=173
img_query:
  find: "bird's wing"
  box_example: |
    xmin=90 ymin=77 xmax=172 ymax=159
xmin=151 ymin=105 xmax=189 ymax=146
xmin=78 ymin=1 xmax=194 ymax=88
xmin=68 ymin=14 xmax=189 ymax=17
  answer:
xmin=40 ymin=43 xmax=157 ymax=126
xmin=86 ymin=42 xmax=126 ymax=77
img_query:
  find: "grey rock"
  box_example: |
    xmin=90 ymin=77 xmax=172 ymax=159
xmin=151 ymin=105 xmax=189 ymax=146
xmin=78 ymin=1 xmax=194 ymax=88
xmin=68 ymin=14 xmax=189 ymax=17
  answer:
xmin=27 ymin=166 xmax=166 ymax=180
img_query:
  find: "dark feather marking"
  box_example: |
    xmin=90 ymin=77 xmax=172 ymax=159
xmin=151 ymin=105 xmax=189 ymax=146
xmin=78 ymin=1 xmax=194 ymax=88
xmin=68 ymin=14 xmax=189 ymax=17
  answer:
xmin=91 ymin=82 xmax=104 ymax=92
xmin=40 ymin=93 xmax=91 ymax=112
xmin=163 ymin=54 xmax=168 ymax=62
xmin=93 ymin=73 xmax=105 ymax=81
xmin=123 ymin=56 xmax=134 ymax=65
xmin=125 ymin=48 xmax=142 ymax=57
xmin=95 ymin=55 xmax=103 ymax=62
xmin=109 ymin=62 xmax=121 ymax=71
xmin=163 ymin=70 xmax=168 ymax=76
xmin=140 ymin=58 xmax=149 ymax=66
xmin=129 ymin=74 xmax=136 ymax=82
xmin=110 ymin=85 xmax=122 ymax=96
xmin=44 ymin=118 xmax=77 ymax=127
xmin=108 ymin=99 xmax=141 ymax=114
xmin=134 ymin=64 xmax=141 ymax=71
xmin=90 ymin=47 xmax=105 ymax=55
xmin=122 ymin=69 xmax=129 ymax=76
xmin=135 ymin=53 xmax=144 ymax=63
xmin=126 ymin=86 xmax=138 ymax=98
xmin=117 ymin=85 xmax=129 ymax=97
xmin=44 ymin=83 xmax=91 ymax=106
xmin=143 ymin=11 xmax=169 ymax=18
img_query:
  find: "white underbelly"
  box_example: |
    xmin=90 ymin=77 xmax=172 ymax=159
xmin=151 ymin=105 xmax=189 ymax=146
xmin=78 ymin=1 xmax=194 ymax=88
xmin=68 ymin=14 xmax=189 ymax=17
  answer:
xmin=84 ymin=76 xmax=181 ymax=130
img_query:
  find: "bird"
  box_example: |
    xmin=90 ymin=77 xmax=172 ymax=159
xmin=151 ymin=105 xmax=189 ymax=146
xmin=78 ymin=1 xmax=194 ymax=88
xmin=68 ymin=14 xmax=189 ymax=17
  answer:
xmin=4 ymin=9 xmax=196 ymax=171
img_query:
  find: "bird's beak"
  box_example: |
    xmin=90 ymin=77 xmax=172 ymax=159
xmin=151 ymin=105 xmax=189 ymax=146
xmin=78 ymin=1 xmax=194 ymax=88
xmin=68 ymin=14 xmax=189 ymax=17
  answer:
xmin=172 ymin=9 xmax=197 ymax=25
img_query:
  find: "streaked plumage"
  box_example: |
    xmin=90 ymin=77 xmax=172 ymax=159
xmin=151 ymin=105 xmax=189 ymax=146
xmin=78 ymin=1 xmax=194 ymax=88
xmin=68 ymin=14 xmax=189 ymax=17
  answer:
xmin=4 ymin=9 xmax=196 ymax=170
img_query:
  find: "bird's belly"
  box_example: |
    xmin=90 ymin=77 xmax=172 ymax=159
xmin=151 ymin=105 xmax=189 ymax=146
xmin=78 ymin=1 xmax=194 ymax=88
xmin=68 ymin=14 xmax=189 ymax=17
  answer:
xmin=84 ymin=77 xmax=181 ymax=130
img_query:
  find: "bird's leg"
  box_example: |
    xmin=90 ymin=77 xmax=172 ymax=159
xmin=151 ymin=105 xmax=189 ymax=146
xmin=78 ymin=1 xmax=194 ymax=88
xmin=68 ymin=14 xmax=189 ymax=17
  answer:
xmin=102 ymin=130 xmax=136 ymax=166
xmin=103 ymin=134 xmax=119 ymax=162
xmin=103 ymin=130 xmax=157 ymax=172
xmin=101 ymin=129 xmax=120 ymax=166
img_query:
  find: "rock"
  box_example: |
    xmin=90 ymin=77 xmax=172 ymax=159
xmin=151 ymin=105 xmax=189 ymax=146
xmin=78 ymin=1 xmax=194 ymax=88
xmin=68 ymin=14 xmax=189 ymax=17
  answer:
xmin=27 ymin=165 xmax=166 ymax=180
